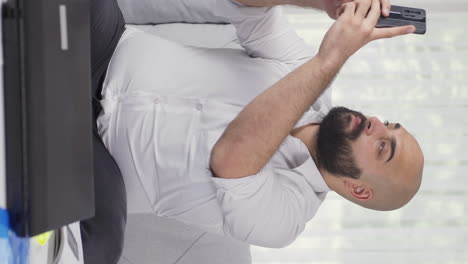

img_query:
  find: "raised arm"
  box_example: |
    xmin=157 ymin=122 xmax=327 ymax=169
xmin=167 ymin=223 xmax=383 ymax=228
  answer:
xmin=235 ymin=0 xmax=322 ymax=8
xmin=212 ymin=0 xmax=314 ymax=65
xmin=210 ymin=0 xmax=415 ymax=179
xmin=236 ymin=0 xmax=392 ymax=18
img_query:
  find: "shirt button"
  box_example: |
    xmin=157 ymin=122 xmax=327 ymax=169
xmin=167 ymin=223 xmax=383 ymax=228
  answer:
xmin=196 ymin=103 xmax=203 ymax=111
xmin=154 ymin=97 xmax=160 ymax=104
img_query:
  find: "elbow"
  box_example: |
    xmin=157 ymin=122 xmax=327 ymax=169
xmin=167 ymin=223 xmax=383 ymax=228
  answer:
xmin=209 ymin=144 xmax=247 ymax=179
xmin=209 ymin=156 xmax=239 ymax=179
xmin=209 ymin=161 xmax=226 ymax=179
xmin=209 ymin=144 xmax=232 ymax=179
xmin=209 ymin=137 xmax=261 ymax=179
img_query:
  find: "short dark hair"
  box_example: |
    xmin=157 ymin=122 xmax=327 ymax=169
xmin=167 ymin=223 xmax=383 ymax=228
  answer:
xmin=316 ymin=107 xmax=363 ymax=179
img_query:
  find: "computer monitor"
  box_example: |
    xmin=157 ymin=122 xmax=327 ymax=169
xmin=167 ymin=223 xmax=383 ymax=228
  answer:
xmin=2 ymin=0 xmax=94 ymax=237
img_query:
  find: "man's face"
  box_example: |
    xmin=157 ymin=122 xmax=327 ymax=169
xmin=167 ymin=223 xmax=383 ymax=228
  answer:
xmin=318 ymin=106 xmax=423 ymax=190
xmin=347 ymin=112 xmax=422 ymax=188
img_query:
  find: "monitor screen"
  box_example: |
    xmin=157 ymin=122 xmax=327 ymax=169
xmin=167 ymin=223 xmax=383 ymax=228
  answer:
xmin=2 ymin=0 xmax=94 ymax=237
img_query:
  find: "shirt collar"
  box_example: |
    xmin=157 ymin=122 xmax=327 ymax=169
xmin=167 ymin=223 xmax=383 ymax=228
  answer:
xmin=289 ymin=136 xmax=331 ymax=193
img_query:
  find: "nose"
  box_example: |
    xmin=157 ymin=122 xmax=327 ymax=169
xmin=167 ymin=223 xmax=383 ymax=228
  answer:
xmin=365 ymin=116 xmax=386 ymax=136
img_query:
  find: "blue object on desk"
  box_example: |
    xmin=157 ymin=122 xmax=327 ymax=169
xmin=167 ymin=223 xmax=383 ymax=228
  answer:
xmin=1 ymin=208 xmax=13 ymax=263
xmin=1 ymin=208 xmax=30 ymax=264
xmin=0 ymin=208 xmax=9 ymax=238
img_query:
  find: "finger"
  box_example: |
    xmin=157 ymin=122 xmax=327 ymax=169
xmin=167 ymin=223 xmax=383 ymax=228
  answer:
xmin=365 ymin=0 xmax=382 ymax=26
xmin=380 ymin=0 xmax=391 ymax=16
xmin=370 ymin=25 xmax=415 ymax=40
xmin=355 ymin=0 xmax=372 ymax=20
xmin=334 ymin=0 xmax=352 ymax=18
xmin=337 ymin=0 xmax=353 ymax=7
xmin=338 ymin=2 xmax=356 ymax=18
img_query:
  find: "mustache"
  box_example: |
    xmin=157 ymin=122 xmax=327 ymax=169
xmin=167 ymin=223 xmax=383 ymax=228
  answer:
xmin=347 ymin=111 xmax=367 ymax=140
xmin=320 ymin=106 xmax=367 ymax=141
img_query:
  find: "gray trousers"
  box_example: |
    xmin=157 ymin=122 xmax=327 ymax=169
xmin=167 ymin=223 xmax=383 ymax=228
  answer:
xmin=80 ymin=0 xmax=127 ymax=263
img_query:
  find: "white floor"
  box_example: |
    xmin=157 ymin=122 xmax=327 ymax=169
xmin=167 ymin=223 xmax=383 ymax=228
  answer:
xmin=251 ymin=1 xmax=468 ymax=264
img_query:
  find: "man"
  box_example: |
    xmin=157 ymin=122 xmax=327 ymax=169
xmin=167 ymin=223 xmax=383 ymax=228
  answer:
xmin=94 ymin=0 xmax=424 ymax=251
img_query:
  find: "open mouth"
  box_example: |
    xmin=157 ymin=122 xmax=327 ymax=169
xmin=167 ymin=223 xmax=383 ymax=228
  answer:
xmin=350 ymin=115 xmax=361 ymax=132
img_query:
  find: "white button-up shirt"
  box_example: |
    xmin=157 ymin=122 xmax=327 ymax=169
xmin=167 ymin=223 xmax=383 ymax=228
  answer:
xmin=97 ymin=0 xmax=332 ymax=248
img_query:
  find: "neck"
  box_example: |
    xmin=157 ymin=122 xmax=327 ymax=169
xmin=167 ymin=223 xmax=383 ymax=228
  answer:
xmin=290 ymin=123 xmax=320 ymax=165
xmin=290 ymin=123 xmax=339 ymax=192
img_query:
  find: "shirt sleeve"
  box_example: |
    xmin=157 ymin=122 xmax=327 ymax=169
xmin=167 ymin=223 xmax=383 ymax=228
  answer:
xmin=211 ymin=158 xmax=324 ymax=248
xmin=213 ymin=0 xmax=314 ymax=67
xmin=118 ymin=0 xmax=231 ymax=24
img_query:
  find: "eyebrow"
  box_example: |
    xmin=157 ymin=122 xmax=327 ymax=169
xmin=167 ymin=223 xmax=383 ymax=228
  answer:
xmin=386 ymin=137 xmax=397 ymax=163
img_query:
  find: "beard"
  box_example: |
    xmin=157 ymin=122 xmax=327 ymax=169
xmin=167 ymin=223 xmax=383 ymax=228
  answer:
xmin=316 ymin=106 xmax=367 ymax=179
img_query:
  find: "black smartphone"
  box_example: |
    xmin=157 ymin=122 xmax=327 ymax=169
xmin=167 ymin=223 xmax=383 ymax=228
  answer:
xmin=376 ymin=5 xmax=426 ymax=34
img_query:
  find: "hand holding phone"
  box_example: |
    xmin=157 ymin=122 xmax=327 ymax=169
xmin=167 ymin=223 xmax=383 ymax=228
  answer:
xmin=376 ymin=5 xmax=426 ymax=34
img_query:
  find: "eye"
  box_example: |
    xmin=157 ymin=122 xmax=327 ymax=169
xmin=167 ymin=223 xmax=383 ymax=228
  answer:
xmin=384 ymin=120 xmax=389 ymax=127
xmin=379 ymin=141 xmax=386 ymax=153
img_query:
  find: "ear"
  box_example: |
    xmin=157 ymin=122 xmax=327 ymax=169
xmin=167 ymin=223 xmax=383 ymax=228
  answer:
xmin=344 ymin=180 xmax=373 ymax=201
